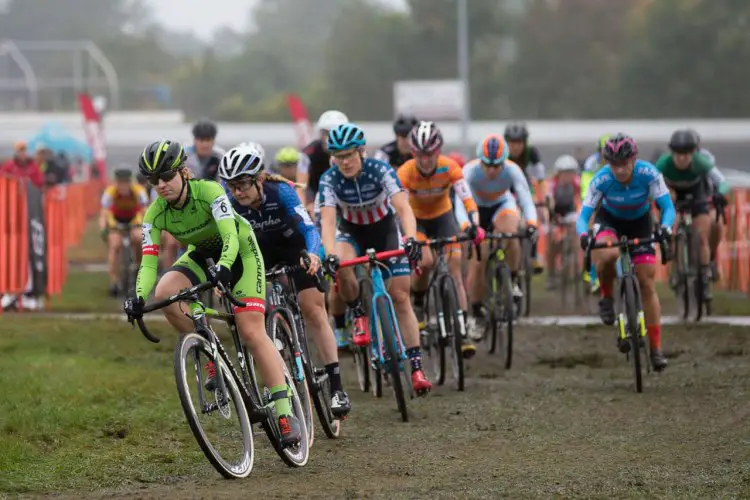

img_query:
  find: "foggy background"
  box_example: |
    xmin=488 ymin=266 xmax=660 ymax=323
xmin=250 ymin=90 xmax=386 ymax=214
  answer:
xmin=0 ymin=0 xmax=749 ymax=169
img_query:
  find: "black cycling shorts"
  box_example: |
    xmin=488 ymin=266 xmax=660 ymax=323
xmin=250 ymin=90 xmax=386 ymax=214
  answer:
xmin=336 ymin=214 xmax=410 ymax=278
xmin=263 ymin=244 xmax=322 ymax=292
xmin=594 ymin=209 xmax=655 ymax=264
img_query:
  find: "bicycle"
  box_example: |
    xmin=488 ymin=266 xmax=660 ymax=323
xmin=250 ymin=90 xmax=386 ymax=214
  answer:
xmin=129 ymin=263 xmax=310 ymax=478
xmin=670 ymin=195 xmax=725 ymax=322
xmin=483 ymin=232 xmax=526 ymax=370
xmin=265 ymin=257 xmax=341 ymax=442
xmin=108 ymin=222 xmax=139 ymax=296
xmin=516 ymin=200 xmax=547 ymax=317
xmin=418 ymin=233 xmax=476 ymax=391
xmin=334 ymin=248 xmax=415 ymax=422
xmin=547 ymin=214 xmax=597 ymax=313
xmin=584 ymin=233 xmax=668 ymax=393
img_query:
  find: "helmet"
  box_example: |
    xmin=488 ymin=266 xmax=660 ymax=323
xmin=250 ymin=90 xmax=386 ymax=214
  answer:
xmin=409 ymin=121 xmax=443 ymax=154
xmin=275 ymin=146 xmax=300 ymax=165
xmin=219 ymin=143 xmax=265 ymax=181
xmin=114 ymin=168 xmax=133 ymax=181
xmin=686 ymin=128 xmax=701 ymax=146
xmin=327 ymin=123 xmax=366 ymax=152
xmin=504 ymin=122 xmax=529 ymax=142
xmin=393 ymin=114 xmax=418 ymax=136
xmin=316 ymin=110 xmax=349 ymax=132
xmin=597 ymin=133 xmax=612 ymax=152
xmin=668 ymin=129 xmax=698 ymax=152
xmin=602 ymin=133 xmax=639 ymax=163
xmin=446 ymin=150 xmax=467 ymax=167
xmin=476 ymin=134 xmax=508 ymax=165
xmin=192 ymin=119 xmax=217 ymax=140
xmin=236 ymin=141 xmax=266 ymax=161
xmin=138 ymin=140 xmax=187 ymax=176
xmin=554 ymin=154 xmax=579 ymax=172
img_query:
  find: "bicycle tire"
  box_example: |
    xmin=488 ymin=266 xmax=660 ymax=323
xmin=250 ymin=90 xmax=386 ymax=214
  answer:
xmin=440 ymin=275 xmax=465 ymax=391
xmin=484 ymin=251 xmax=500 ymax=354
xmin=376 ymin=297 xmax=408 ymax=422
xmin=622 ymin=276 xmax=644 ymax=393
xmin=560 ymin=233 xmax=571 ymax=308
xmin=673 ymin=231 xmax=691 ymax=320
xmin=689 ymin=228 xmax=704 ymax=322
xmin=496 ymin=262 xmax=515 ymax=370
xmin=174 ymin=333 xmax=254 ymax=479
xmin=424 ymin=281 xmax=446 ymax=384
xmin=267 ymin=310 xmax=315 ymax=450
xmin=520 ymin=238 xmax=533 ymax=317
xmin=352 ymin=276 xmax=373 ymax=393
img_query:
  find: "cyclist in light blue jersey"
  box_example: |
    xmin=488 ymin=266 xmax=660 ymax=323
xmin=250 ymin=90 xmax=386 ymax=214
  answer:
xmin=462 ymin=134 xmax=539 ymax=339
xmin=576 ymin=133 xmax=675 ymax=372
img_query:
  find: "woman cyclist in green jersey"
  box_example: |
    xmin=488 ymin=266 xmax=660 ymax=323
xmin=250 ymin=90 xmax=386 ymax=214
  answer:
xmin=123 ymin=139 xmax=302 ymax=447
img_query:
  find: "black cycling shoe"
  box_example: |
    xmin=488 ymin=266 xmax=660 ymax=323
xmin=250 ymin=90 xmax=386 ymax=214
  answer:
xmin=650 ymin=348 xmax=668 ymax=372
xmin=598 ymin=297 xmax=616 ymax=325
xmin=278 ymin=414 xmax=302 ymax=447
xmin=330 ymin=390 xmax=351 ymax=418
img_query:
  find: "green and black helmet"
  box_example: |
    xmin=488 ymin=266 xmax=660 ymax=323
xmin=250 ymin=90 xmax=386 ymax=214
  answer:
xmin=138 ymin=140 xmax=186 ymax=176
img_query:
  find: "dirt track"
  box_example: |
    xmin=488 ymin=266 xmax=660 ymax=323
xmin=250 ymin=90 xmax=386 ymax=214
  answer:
xmin=34 ymin=317 xmax=750 ymax=500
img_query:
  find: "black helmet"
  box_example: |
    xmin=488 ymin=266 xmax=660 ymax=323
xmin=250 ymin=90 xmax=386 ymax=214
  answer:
xmin=602 ymin=133 xmax=638 ymax=163
xmin=393 ymin=114 xmax=418 ymax=136
xmin=114 ymin=168 xmax=133 ymax=181
xmin=138 ymin=140 xmax=187 ymax=176
xmin=668 ymin=129 xmax=698 ymax=152
xmin=686 ymin=128 xmax=701 ymax=146
xmin=504 ymin=122 xmax=529 ymax=142
xmin=192 ymin=119 xmax=217 ymax=140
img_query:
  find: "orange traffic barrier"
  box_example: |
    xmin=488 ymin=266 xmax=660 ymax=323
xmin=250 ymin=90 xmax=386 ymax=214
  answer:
xmin=44 ymin=186 xmax=68 ymax=296
xmin=0 ymin=176 xmax=29 ymax=299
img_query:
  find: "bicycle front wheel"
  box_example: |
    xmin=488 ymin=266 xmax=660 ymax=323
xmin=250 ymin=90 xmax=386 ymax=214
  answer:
xmin=440 ymin=275 xmax=465 ymax=391
xmin=622 ymin=276 xmax=645 ymax=393
xmin=519 ymin=238 xmax=533 ymax=317
xmin=496 ymin=262 xmax=515 ymax=370
xmin=174 ymin=333 xmax=254 ymax=479
xmin=376 ymin=297 xmax=408 ymax=422
xmin=352 ymin=276 xmax=373 ymax=393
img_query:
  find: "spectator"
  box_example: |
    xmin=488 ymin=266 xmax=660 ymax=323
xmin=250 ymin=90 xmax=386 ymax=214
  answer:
xmin=0 ymin=141 xmax=44 ymax=188
xmin=35 ymin=143 xmax=69 ymax=187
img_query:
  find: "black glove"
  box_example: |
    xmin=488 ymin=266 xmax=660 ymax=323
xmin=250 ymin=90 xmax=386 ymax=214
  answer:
xmin=207 ymin=264 xmax=233 ymax=290
xmin=466 ymin=224 xmax=479 ymax=241
xmin=123 ymin=296 xmax=145 ymax=319
xmin=323 ymin=254 xmax=340 ymax=276
xmin=713 ymin=192 xmax=728 ymax=209
xmin=579 ymin=233 xmax=591 ymax=251
xmin=404 ymin=237 xmax=422 ymax=262
xmin=655 ymin=225 xmax=672 ymax=244
xmin=526 ymin=224 xmax=539 ymax=242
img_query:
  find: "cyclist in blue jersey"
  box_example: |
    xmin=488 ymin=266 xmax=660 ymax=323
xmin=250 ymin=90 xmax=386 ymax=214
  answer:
xmin=318 ymin=123 xmax=432 ymax=395
xmin=218 ymin=143 xmax=351 ymax=417
xmin=463 ymin=134 xmax=539 ymax=339
xmin=576 ymin=133 xmax=675 ymax=372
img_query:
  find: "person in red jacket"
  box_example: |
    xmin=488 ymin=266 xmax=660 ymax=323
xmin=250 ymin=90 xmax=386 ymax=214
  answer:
xmin=1 ymin=141 xmax=44 ymax=188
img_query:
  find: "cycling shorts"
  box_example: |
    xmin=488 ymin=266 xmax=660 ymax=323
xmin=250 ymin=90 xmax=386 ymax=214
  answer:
xmin=417 ymin=210 xmax=461 ymax=254
xmin=674 ymin=180 xmax=711 ymax=217
xmin=594 ymin=209 xmax=655 ymax=265
xmin=336 ymin=214 xmax=410 ymax=279
xmin=263 ymin=244 xmax=323 ymax=293
xmin=171 ymin=221 xmax=266 ymax=312
xmin=478 ymin=197 xmax=519 ymax=231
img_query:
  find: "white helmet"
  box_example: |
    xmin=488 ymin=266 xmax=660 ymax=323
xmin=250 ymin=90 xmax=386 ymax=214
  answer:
xmin=316 ymin=110 xmax=349 ymax=132
xmin=554 ymin=154 xmax=579 ymax=173
xmin=219 ymin=143 xmax=265 ymax=181
xmin=237 ymin=141 xmax=266 ymax=161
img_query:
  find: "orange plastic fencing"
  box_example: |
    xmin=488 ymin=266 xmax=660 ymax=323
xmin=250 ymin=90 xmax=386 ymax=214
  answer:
xmin=0 ymin=176 xmax=29 ymax=303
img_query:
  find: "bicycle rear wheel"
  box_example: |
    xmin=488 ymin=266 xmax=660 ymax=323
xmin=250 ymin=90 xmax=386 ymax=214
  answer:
xmin=689 ymin=228 xmax=705 ymax=322
xmin=622 ymin=276 xmax=645 ymax=393
xmin=440 ymin=275 xmax=465 ymax=391
xmin=484 ymin=255 xmax=500 ymax=354
xmin=424 ymin=282 xmax=446 ymax=384
xmin=376 ymin=297 xmax=408 ymax=422
xmin=174 ymin=333 xmax=254 ymax=478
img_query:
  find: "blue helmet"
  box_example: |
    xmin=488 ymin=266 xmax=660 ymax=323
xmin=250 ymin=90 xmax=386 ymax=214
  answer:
xmin=327 ymin=123 xmax=366 ymax=152
xmin=476 ymin=134 xmax=508 ymax=165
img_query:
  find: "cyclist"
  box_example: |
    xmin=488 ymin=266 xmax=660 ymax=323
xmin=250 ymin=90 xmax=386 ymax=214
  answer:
xmin=186 ymin=119 xmax=226 ymax=181
xmin=298 ymin=110 xmax=349 ymax=213
xmin=504 ymin=122 xmax=545 ymax=274
xmin=687 ymin=128 xmax=716 ymax=165
xmin=545 ymin=155 xmax=581 ymax=290
xmin=218 ymin=143 xmax=352 ymax=417
xmin=123 ymin=140 xmax=302 ymax=446
xmin=318 ymin=123 xmax=432 ymax=395
xmin=580 ymin=133 xmax=612 ymax=290
xmin=398 ymin=121 xmax=484 ymax=359
xmin=576 ymin=133 xmax=675 ymax=372
xmin=655 ymin=129 xmax=730 ymax=290
xmin=99 ymin=167 xmax=149 ymax=296
xmin=272 ymin=146 xmax=301 ymax=182
xmin=463 ymin=134 xmax=539 ymax=340
xmin=374 ymin=114 xmax=418 ymax=169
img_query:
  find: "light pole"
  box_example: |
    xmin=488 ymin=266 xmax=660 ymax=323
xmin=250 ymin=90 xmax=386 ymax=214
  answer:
xmin=457 ymin=0 xmax=470 ymax=156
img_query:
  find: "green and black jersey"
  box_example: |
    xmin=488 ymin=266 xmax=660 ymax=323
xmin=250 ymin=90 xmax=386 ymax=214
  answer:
xmin=654 ymin=152 xmax=730 ymax=196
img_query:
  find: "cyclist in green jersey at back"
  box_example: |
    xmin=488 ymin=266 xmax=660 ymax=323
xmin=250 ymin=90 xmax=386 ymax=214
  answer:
xmin=655 ymin=129 xmax=730 ymax=292
xmin=123 ymin=140 xmax=302 ymax=447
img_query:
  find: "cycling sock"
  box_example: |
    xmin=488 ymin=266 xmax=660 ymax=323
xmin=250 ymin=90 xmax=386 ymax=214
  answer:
xmin=269 ymin=384 xmax=293 ymax=417
xmin=325 ymin=362 xmax=343 ymax=392
xmin=347 ymin=298 xmax=365 ymax=317
xmin=334 ymin=314 xmax=346 ymax=330
xmin=600 ymin=281 xmax=612 ymax=298
xmin=406 ymin=347 xmax=423 ymax=371
xmin=648 ymin=324 xmax=661 ymax=350
xmin=472 ymin=302 xmax=484 ymax=318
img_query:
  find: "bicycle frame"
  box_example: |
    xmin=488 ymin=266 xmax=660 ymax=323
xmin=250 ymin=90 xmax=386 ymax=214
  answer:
xmin=266 ymin=271 xmax=306 ymax=385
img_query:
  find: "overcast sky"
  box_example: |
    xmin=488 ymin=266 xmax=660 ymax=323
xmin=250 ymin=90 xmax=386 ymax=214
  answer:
xmin=147 ymin=0 xmax=406 ymax=39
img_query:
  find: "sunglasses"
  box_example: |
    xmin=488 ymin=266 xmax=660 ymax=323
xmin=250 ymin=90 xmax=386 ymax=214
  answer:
xmin=226 ymin=178 xmax=256 ymax=192
xmin=146 ymin=170 xmax=178 ymax=185
xmin=482 ymin=161 xmax=503 ymax=169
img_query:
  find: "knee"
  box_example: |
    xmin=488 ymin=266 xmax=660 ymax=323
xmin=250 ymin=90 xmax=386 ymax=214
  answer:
xmin=300 ymin=293 xmax=327 ymax=324
xmin=237 ymin=311 xmax=267 ymax=344
xmin=390 ymin=286 xmax=411 ymax=307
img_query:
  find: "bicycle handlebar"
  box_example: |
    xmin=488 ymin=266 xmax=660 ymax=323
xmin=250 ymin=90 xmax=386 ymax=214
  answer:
xmin=421 ymin=233 xmax=483 ymax=261
xmin=266 ymin=251 xmax=325 ymax=293
xmin=583 ymin=233 xmax=667 ymax=271
xmin=674 ymin=196 xmax=728 ymax=224
xmin=129 ymin=258 xmax=245 ymax=343
xmin=338 ymin=248 xmax=406 ymax=269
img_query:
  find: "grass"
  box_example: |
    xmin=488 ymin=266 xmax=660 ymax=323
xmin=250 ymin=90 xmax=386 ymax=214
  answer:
xmin=48 ymin=271 xmax=121 ymax=312
xmin=67 ymin=219 xmax=108 ymax=264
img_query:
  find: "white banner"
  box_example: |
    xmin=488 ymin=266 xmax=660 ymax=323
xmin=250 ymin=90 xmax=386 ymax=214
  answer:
xmin=394 ymin=80 xmax=466 ymax=120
